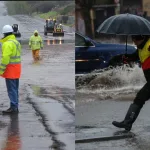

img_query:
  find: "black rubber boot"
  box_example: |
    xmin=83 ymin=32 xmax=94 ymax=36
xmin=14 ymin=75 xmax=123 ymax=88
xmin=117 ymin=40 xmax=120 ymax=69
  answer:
xmin=112 ymin=104 xmax=141 ymax=131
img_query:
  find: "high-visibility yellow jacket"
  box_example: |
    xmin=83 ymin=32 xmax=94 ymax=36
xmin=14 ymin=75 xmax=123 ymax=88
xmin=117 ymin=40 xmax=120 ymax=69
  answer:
xmin=0 ymin=35 xmax=21 ymax=78
xmin=138 ymin=39 xmax=150 ymax=70
xmin=29 ymin=35 xmax=43 ymax=50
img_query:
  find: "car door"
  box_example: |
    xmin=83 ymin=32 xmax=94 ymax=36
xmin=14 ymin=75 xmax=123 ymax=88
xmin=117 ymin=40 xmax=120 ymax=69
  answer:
xmin=75 ymin=33 xmax=103 ymax=72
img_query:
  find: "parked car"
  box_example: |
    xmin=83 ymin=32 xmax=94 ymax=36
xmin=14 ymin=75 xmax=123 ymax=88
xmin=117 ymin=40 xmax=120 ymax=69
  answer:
xmin=75 ymin=32 xmax=137 ymax=73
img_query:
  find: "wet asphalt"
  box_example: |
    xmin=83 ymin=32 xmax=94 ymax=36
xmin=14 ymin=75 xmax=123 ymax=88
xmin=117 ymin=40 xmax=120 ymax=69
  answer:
xmin=75 ymin=66 xmax=150 ymax=150
xmin=0 ymin=43 xmax=75 ymax=150
xmin=2 ymin=1 xmax=150 ymax=150
xmin=0 ymin=2 xmax=75 ymax=150
xmin=76 ymin=97 xmax=150 ymax=150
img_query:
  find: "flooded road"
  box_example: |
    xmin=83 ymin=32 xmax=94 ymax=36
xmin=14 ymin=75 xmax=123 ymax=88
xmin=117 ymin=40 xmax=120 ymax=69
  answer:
xmin=0 ymin=43 xmax=75 ymax=150
xmin=0 ymin=2 xmax=75 ymax=40
xmin=75 ymin=65 xmax=150 ymax=150
xmin=0 ymin=2 xmax=75 ymax=150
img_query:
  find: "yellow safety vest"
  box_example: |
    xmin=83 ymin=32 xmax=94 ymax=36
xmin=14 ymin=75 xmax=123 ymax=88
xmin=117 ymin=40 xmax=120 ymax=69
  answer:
xmin=29 ymin=35 xmax=43 ymax=50
xmin=138 ymin=39 xmax=150 ymax=63
xmin=0 ymin=34 xmax=21 ymax=78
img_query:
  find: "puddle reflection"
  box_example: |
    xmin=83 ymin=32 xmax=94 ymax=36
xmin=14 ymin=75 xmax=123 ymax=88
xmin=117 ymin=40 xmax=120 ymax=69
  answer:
xmin=2 ymin=115 xmax=21 ymax=150
xmin=18 ymin=39 xmax=74 ymax=45
xmin=46 ymin=39 xmax=64 ymax=45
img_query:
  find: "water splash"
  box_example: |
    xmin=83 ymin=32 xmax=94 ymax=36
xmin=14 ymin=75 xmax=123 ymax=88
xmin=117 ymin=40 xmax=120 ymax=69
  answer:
xmin=76 ymin=64 xmax=146 ymax=101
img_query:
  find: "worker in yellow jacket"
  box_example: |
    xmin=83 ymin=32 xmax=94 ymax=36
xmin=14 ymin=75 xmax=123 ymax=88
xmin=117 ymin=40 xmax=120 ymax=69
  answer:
xmin=0 ymin=25 xmax=21 ymax=114
xmin=29 ymin=30 xmax=43 ymax=62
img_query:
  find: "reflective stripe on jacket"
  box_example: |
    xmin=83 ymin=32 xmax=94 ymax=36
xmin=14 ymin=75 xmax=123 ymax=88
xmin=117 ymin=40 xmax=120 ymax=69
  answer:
xmin=0 ymin=34 xmax=21 ymax=78
xmin=138 ymin=39 xmax=150 ymax=70
xmin=29 ymin=35 xmax=43 ymax=50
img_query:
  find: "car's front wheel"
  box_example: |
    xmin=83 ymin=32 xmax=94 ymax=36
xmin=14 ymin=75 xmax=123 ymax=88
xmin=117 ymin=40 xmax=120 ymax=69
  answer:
xmin=109 ymin=55 xmax=138 ymax=68
xmin=109 ymin=54 xmax=125 ymax=67
xmin=44 ymin=26 xmax=47 ymax=35
xmin=44 ymin=32 xmax=47 ymax=36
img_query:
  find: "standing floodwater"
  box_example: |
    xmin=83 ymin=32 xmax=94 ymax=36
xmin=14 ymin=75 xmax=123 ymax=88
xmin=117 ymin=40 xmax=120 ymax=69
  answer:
xmin=76 ymin=64 xmax=150 ymax=150
xmin=0 ymin=1 xmax=75 ymax=149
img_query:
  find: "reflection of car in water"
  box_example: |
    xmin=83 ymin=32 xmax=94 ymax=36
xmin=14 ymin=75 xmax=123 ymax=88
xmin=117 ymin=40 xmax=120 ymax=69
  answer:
xmin=44 ymin=19 xmax=64 ymax=36
xmin=75 ymin=32 xmax=137 ymax=73
xmin=12 ymin=24 xmax=21 ymax=38
xmin=47 ymin=39 xmax=64 ymax=45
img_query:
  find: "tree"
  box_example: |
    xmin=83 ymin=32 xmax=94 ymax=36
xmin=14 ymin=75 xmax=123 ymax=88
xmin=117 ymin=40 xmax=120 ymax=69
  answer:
xmin=5 ymin=1 xmax=74 ymax=15
xmin=5 ymin=1 xmax=30 ymax=15
xmin=76 ymin=0 xmax=96 ymax=38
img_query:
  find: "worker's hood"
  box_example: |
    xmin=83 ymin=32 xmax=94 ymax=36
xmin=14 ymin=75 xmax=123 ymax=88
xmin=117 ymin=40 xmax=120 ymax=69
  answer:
xmin=0 ymin=34 xmax=16 ymax=44
xmin=34 ymin=30 xmax=38 ymax=34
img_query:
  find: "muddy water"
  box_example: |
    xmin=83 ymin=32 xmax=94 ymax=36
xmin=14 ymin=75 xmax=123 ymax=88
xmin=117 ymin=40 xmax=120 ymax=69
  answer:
xmin=76 ymin=64 xmax=145 ymax=104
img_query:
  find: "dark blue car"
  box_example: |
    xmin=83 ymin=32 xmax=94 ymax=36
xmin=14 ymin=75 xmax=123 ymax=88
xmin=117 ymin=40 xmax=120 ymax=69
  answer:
xmin=75 ymin=32 xmax=137 ymax=73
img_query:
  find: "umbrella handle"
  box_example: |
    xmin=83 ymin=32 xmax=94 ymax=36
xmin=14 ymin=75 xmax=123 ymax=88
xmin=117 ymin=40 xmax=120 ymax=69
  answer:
xmin=126 ymin=35 xmax=128 ymax=54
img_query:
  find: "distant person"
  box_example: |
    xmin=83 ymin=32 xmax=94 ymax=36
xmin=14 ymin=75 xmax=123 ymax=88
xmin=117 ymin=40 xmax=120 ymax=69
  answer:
xmin=29 ymin=30 xmax=43 ymax=62
xmin=112 ymin=35 xmax=150 ymax=131
xmin=0 ymin=25 xmax=21 ymax=114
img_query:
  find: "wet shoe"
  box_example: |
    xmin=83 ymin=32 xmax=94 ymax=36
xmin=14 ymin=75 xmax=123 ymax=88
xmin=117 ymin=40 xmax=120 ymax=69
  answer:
xmin=2 ymin=107 xmax=19 ymax=115
xmin=112 ymin=121 xmax=132 ymax=131
xmin=112 ymin=104 xmax=141 ymax=131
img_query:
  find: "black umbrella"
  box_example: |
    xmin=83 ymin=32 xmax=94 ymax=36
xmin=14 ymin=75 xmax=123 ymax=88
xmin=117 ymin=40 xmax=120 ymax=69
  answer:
xmin=97 ymin=13 xmax=150 ymax=53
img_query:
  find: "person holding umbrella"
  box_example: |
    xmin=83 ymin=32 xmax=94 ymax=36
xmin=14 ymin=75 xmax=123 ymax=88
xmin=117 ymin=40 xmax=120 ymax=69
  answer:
xmin=97 ymin=13 xmax=150 ymax=131
xmin=112 ymin=35 xmax=150 ymax=131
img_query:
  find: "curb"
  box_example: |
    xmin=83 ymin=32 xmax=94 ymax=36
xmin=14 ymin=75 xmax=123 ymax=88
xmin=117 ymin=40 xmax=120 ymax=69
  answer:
xmin=76 ymin=132 xmax=135 ymax=143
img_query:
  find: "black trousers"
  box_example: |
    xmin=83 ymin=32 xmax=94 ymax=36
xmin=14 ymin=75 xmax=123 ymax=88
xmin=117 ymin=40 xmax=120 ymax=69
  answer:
xmin=134 ymin=69 xmax=150 ymax=108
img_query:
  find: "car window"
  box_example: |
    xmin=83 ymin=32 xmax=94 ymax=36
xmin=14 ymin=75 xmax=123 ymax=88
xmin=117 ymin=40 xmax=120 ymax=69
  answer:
xmin=75 ymin=33 xmax=94 ymax=47
xmin=75 ymin=33 xmax=86 ymax=46
xmin=48 ymin=21 xmax=54 ymax=27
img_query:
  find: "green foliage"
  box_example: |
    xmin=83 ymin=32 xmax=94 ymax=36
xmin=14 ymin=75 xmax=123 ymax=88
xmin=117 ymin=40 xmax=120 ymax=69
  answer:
xmin=5 ymin=1 xmax=74 ymax=15
xmin=5 ymin=1 xmax=30 ymax=15
xmin=39 ymin=11 xmax=58 ymax=19
xmin=59 ymin=4 xmax=75 ymax=15
xmin=4 ymin=1 xmax=75 ymax=26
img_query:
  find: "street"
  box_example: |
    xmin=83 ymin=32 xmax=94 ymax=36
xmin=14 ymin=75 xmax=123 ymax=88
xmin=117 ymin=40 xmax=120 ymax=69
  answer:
xmin=0 ymin=2 xmax=75 ymax=150
xmin=75 ymin=66 xmax=150 ymax=150
xmin=75 ymin=0 xmax=150 ymax=149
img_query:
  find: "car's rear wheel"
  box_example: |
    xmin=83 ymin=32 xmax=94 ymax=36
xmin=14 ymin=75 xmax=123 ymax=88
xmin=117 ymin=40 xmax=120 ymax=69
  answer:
xmin=109 ymin=55 xmax=124 ymax=67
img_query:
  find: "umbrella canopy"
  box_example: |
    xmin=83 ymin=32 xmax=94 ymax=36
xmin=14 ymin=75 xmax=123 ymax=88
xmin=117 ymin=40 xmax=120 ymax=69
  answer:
xmin=97 ymin=13 xmax=150 ymax=35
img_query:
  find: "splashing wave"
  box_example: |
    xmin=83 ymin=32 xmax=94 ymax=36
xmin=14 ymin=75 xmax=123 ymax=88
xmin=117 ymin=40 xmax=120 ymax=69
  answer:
xmin=76 ymin=65 xmax=146 ymax=101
